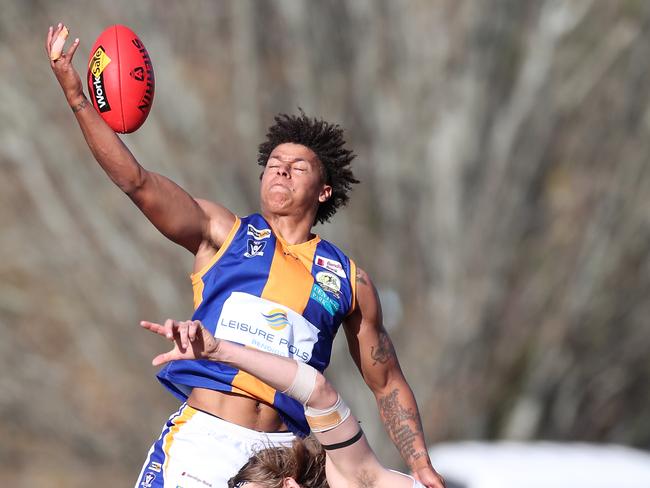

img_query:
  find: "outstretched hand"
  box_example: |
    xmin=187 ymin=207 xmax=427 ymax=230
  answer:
xmin=140 ymin=319 xmax=221 ymax=366
xmin=46 ymin=23 xmax=84 ymax=104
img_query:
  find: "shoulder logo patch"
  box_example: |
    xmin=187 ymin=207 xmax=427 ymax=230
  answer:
xmin=248 ymin=224 xmax=271 ymax=240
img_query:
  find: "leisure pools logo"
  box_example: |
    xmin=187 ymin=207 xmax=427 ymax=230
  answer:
xmin=261 ymin=308 xmax=290 ymax=330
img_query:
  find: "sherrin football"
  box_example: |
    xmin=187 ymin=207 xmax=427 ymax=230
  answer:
xmin=87 ymin=25 xmax=154 ymax=133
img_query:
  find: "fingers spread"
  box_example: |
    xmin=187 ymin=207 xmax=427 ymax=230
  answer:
xmin=189 ymin=320 xmax=202 ymax=342
xmin=65 ymin=38 xmax=80 ymax=63
xmin=140 ymin=320 xmax=166 ymax=336
xmin=143 ymin=319 xmax=214 ymax=365
xmin=178 ymin=321 xmax=190 ymax=349
xmin=163 ymin=318 xmax=176 ymax=339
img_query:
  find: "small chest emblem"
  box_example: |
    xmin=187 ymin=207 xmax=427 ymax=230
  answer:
xmin=141 ymin=472 xmax=156 ymax=488
xmin=315 ymin=271 xmax=341 ymax=297
xmin=244 ymin=239 xmax=266 ymax=258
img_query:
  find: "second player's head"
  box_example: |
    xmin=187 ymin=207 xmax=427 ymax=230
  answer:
xmin=227 ymin=438 xmax=327 ymax=488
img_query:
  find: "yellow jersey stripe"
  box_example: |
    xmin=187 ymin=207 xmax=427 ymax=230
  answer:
xmin=191 ymin=217 xmax=241 ymax=310
xmin=260 ymin=240 xmax=316 ymax=314
xmin=347 ymin=259 xmax=357 ymax=316
xmin=231 ymin=369 xmax=277 ymax=405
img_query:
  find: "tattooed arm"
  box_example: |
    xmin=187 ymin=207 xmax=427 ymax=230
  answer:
xmin=343 ymin=267 xmax=445 ymax=488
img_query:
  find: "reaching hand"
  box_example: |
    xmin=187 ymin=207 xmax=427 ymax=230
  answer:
xmin=45 ymin=23 xmax=84 ymax=104
xmin=140 ymin=319 xmax=221 ymax=366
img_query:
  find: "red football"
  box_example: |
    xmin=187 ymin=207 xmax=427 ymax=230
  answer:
xmin=87 ymin=25 xmax=155 ymax=133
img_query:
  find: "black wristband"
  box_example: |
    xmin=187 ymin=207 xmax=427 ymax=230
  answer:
xmin=321 ymin=428 xmax=364 ymax=451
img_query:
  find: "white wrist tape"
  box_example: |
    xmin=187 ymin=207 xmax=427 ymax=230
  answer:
xmin=305 ymin=394 xmax=351 ymax=433
xmin=282 ymin=360 xmax=317 ymax=405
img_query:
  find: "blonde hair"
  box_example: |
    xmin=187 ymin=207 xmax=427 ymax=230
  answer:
xmin=228 ymin=437 xmax=328 ymax=488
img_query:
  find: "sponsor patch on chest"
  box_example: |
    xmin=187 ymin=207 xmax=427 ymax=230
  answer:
xmin=315 ymin=271 xmax=341 ymax=297
xmin=314 ymin=255 xmax=347 ymax=278
xmin=310 ymin=283 xmax=340 ymax=316
xmin=215 ymin=292 xmax=319 ymax=362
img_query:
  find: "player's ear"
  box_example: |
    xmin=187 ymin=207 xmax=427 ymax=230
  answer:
xmin=282 ymin=477 xmax=301 ymax=488
xmin=318 ymin=185 xmax=332 ymax=203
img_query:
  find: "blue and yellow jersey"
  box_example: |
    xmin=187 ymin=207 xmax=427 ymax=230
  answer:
xmin=157 ymin=213 xmax=357 ymax=435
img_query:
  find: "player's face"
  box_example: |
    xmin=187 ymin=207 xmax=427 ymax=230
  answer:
xmin=260 ymin=143 xmax=332 ymax=220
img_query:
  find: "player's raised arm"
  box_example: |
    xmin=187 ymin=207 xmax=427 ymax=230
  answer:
xmin=45 ymin=24 xmax=234 ymax=254
xmin=343 ymin=267 xmax=446 ymax=488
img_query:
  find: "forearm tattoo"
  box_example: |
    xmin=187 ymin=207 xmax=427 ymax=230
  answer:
xmin=71 ymin=98 xmax=89 ymax=113
xmin=378 ymin=389 xmax=426 ymax=464
xmin=370 ymin=330 xmax=396 ymax=366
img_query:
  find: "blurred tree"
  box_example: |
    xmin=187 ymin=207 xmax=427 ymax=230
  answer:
xmin=1 ymin=0 xmax=649 ymax=485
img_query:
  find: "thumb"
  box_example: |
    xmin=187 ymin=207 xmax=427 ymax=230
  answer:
xmin=152 ymin=349 xmax=177 ymax=367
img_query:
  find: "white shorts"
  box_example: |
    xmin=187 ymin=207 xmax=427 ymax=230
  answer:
xmin=134 ymin=403 xmax=296 ymax=488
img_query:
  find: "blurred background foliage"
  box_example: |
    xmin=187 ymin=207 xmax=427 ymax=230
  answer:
xmin=1 ymin=0 xmax=649 ymax=486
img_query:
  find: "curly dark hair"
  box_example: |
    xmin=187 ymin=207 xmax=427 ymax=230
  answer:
xmin=227 ymin=437 xmax=328 ymax=488
xmin=258 ymin=110 xmax=359 ymax=225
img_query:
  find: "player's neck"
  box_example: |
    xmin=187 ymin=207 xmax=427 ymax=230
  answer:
xmin=263 ymin=212 xmax=316 ymax=245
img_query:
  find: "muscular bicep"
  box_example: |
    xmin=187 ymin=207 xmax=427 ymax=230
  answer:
xmin=321 ymin=420 xmax=415 ymax=488
xmin=195 ymin=198 xmax=237 ymax=248
xmin=128 ymin=171 xmax=235 ymax=254
xmin=343 ymin=267 xmax=403 ymax=393
xmin=317 ymin=415 xmax=384 ymax=486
